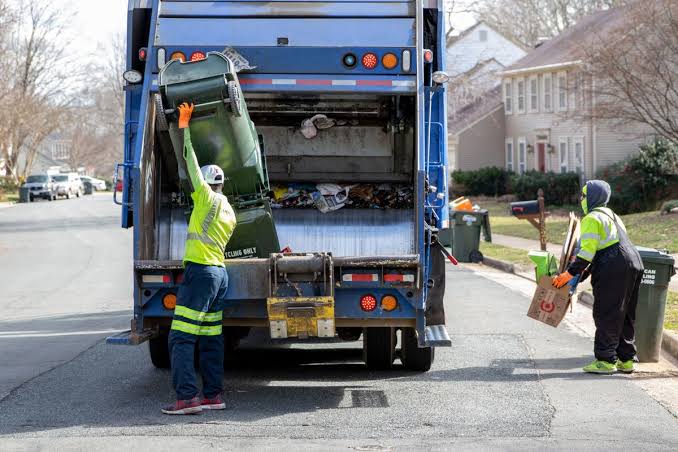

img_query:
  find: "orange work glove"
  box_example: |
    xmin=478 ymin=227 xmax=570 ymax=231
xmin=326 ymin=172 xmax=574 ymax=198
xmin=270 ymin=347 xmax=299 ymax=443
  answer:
xmin=177 ymin=102 xmax=194 ymax=129
xmin=552 ymin=271 xmax=574 ymax=289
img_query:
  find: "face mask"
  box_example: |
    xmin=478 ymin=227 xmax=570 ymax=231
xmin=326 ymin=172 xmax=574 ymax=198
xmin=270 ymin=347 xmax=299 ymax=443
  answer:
xmin=580 ymin=185 xmax=588 ymax=214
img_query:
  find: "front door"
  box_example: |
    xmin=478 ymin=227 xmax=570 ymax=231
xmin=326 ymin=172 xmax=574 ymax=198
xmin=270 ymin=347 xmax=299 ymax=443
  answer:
xmin=537 ymin=143 xmax=546 ymax=172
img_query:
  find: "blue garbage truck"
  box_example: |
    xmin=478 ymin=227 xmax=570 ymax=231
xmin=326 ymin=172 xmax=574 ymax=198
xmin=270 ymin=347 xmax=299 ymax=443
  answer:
xmin=109 ymin=0 xmax=452 ymax=371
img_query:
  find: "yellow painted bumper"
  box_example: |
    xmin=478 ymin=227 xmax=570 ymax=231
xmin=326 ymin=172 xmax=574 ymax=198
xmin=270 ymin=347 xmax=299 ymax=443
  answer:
xmin=266 ymin=296 xmax=335 ymax=339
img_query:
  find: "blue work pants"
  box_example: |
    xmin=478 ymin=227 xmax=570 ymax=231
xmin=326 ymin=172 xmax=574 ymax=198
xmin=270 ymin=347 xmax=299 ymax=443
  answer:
xmin=169 ymin=263 xmax=228 ymax=400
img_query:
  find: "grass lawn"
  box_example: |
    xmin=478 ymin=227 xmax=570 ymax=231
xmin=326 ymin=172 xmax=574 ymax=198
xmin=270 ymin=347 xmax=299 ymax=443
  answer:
xmin=476 ymin=198 xmax=678 ymax=253
xmin=479 ymin=242 xmax=534 ymax=268
xmin=666 ymin=291 xmax=678 ymax=332
xmin=0 ymin=191 xmax=18 ymax=203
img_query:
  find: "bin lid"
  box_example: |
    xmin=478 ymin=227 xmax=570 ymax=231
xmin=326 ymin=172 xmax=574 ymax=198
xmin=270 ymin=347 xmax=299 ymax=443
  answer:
xmin=636 ymin=246 xmax=675 ymax=266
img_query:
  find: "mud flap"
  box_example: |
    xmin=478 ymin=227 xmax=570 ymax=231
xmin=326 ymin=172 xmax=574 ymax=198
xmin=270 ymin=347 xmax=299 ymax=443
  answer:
xmin=425 ymin=240 xmax=447 ymax=326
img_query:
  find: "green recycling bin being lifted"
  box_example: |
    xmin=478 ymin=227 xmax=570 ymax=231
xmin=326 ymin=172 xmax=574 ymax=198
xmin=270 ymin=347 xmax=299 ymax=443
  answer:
xmin=155 ymin=52 xmax=279 ymax=259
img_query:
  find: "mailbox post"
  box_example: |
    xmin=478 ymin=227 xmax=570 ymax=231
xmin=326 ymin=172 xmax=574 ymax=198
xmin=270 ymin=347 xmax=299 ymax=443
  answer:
xmin=510 ymin=188 xmax=548 ymax=251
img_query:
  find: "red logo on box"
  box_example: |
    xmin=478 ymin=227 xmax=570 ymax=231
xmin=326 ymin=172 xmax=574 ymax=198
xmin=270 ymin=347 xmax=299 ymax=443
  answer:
xmin=540 ymin=299 xmax=555 ymax=313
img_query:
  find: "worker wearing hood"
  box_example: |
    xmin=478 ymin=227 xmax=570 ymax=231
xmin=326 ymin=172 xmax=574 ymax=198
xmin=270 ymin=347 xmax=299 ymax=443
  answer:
xmin=552 ymin=180 xmax=644 ymax=374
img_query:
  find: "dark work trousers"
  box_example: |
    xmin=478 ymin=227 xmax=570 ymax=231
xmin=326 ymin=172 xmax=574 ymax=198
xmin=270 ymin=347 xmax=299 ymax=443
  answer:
xmin=590 ymin=214 xmax=644 ymax=363
xmin=169 ymin=263 xmax=228 ymax=400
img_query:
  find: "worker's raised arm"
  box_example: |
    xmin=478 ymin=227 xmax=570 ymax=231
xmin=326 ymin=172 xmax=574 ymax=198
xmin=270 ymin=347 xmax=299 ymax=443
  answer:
xmin=177 ymin=102 xmax=208 ymax=193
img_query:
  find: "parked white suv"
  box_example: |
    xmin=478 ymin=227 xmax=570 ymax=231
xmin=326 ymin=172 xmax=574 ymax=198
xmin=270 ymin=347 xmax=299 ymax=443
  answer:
xmin=52 ymin=173 xmax=83 ymax=199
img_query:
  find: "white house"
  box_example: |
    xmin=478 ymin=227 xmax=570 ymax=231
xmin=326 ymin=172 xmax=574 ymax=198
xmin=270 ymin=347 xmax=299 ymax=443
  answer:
xmin=501 ymin=7 xmax=654 ymax=180
xmin=446 ymin=21 xmax=529 ymax=78
xmin=446 ymin=22 xmax=529 ymax=171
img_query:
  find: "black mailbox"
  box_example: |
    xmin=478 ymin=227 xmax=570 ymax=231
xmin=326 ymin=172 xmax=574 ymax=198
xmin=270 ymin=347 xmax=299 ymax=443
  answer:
xmin=510 ymin=200 xmax=540 ymax=217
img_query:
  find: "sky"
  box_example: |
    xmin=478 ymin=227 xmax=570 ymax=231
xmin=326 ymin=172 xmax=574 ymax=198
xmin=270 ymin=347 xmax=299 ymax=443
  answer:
xmin=48 ymin=0 xmax=128 ymax=57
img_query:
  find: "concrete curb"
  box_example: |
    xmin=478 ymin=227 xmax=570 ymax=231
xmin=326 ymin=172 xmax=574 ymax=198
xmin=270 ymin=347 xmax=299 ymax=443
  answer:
xmin=482 ymin=256 xmax=678 ymax=363
xmin=482 ymin=256 xmax=515 ymax=274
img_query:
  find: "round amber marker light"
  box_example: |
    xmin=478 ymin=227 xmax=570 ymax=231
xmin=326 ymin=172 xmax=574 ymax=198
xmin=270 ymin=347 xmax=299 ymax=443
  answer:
xmin=382 ymin=53 xmax=398 ymax=70
xmin=381 ymin=295 xmax=398 ymax=311
xmin=163 ymin=293 xmax=177 ymax=310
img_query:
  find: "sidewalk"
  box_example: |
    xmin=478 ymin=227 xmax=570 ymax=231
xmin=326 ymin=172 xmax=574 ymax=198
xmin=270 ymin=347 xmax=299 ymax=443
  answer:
xmin=493 ymin=233 xmax=678 ymax=292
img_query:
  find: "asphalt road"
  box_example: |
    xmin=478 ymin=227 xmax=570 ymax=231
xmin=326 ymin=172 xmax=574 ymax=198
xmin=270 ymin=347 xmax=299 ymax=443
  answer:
xmin=0 ymin=196 xmax=676 ymax=450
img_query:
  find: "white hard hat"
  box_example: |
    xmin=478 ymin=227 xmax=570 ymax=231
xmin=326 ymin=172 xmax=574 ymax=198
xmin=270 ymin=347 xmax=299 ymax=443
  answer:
xmin=200 ymin=165 xmax=224 ymax=185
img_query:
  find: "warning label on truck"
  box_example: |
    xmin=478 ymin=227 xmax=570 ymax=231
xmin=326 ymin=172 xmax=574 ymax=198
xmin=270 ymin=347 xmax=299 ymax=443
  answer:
xmin=641 ymin=268 xmax=656 ymax=286
xmin=226 ymin=247 xmax=258 ymax=259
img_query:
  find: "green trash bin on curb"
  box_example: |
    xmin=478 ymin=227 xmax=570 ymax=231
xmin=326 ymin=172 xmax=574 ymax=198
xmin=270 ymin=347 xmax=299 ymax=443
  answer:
xmin=19 ymin=186 xmax=30 ymax=203
xmin=635 ymin=247 xmax=676 ymax=362
xmin=448 ymin=209 xmax=491 ymax=263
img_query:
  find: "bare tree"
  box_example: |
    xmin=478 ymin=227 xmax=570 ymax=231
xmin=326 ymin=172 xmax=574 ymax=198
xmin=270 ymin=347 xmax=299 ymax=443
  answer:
xmin=59 ymin=32 xmax=126 ymax=177
xmin=469 ymin=0 xmax=625 ymax=47
xmin=0 ymin=0 xmax=79 ymax=182
xmin=572 ymin=0 xmax=678 ymax=143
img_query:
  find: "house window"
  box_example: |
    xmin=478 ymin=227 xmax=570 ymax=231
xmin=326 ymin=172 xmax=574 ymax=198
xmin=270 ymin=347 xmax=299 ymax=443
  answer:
xmin=558 ymin=139 xmax=568 ymax=173
xmin=543 ymin=74 xmax=552 ymax=112
xmin=504 ymin=80 xmax=513 ymax=114
xmin=518 ymin=138 xmax=527 ymax=174
xmin=505 ymin=139 xmax=514 ymax=171
xmin=517 ymin=78 xmax=525 ymax=113
xmin=529 ymin=76 xmax=539 ymax=112
xmin=557 ymin=71 xmax=568 ymax=111
xmin=52 ymin=141 xmax=70 ymax=160
xmin=479 ymin=29 xmax=488 ymax=42
xmin=574 ymin=138 xmax=584 ymax=174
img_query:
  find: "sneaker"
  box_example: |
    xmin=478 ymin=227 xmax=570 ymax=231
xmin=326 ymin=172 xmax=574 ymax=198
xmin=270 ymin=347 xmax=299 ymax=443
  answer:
xmin=583 ymin=359 xmax=617 ymax=374
xmin=616 ymin=359 xmax=635 ymax=374
xmin=201 ymin=393 xmax=226 ymax=410
xmin=161 ymin=396 xmax=203 ymax=415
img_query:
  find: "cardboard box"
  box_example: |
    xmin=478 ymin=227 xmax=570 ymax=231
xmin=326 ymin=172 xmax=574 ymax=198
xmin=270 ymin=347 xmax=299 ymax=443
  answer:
xmin=527 ymin=276 xmax=571 ymax=327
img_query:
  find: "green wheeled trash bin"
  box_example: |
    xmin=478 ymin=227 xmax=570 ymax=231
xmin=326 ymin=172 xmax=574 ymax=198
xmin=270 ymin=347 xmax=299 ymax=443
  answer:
xmin=635 ymin=247 xmax=676 ymax=362
xmin=19 ymin=186 xmax=31 ymax=203
xmin=450 ymin=209 xmax=491 ymax=263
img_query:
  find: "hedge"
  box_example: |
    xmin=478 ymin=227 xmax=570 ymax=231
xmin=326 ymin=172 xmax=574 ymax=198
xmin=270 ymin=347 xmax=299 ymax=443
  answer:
xmin=451 ymin=167 xmax=581 ymax=205
xmin=450 ymin=166 xmax=511 ymax=197
xmin=598 ymin=138 xmax=678 ymax=214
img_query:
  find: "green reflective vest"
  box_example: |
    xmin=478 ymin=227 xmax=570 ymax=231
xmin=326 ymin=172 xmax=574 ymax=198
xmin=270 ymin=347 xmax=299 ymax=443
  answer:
xmin=182 ymin=128 xmax=237 ymax=267
xmin=577 ymin=207 xmax=625 ymax=262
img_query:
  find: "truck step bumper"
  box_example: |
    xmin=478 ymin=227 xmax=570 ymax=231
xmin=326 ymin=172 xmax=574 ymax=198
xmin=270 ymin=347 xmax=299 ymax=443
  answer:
xmin=106 ymin=329 xmax=158 ymax=346
xmin=424 ymin=325 xmax=452 ymax=347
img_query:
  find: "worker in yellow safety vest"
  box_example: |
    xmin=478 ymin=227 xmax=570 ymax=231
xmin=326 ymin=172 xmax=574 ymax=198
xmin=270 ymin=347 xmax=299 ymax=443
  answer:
xmin=162 ymin=103 xmax=237 ymax=415
xmin=552 ymin=180 xmax=643 ymax=374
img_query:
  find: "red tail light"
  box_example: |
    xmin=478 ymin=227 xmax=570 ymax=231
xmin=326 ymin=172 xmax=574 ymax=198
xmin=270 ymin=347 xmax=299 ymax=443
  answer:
xmin=362 ymin=52 xmax=378 ymax=69
xmin=138 ymin=47 xmax=147 ymax=61
xmin=190 ymin=51 xmax=206 ymax=61
xmin=360 ymin=294 xmax=377 ymax=312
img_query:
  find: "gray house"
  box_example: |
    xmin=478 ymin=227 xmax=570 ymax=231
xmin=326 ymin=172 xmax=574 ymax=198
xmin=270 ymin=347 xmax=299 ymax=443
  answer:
xmin=501 ymin=7 xmax=654 ymax=179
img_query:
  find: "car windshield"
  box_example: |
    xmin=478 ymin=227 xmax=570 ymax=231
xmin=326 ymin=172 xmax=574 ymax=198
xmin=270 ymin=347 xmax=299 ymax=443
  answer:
xmin=80 ymin=176 xmax=91 ymax=181
xmin=53 ymin=175 xmax=68 ymax=182
xmin=26 ymin=175 xmax=48 ymax=183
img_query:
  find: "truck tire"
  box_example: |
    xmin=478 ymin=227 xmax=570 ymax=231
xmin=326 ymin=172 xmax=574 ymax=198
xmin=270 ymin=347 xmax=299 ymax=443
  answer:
xmin=227 ymin=81 xmax=242 ymax=117
xmin=400 ymin=328 xmax=434 ymax=372
xmin=154 ymin=93 xmax=169 ymax=132
xmin=149 ymin=332 xmax=171 ymax=369
xmin=363 ymin=327 xmax=396 ymax=370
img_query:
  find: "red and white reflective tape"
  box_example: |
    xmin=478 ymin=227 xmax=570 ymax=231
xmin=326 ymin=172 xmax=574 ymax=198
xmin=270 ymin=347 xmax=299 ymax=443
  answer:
xmin=342 ymin=273 xmax=379 ymax=282
xmin=142 ymin=274 xmax=171 ymax=284
xmin=383 ymin=274 xmax=415 ymax=283
xmin=240 ymin=78 xmax=415 ymax=88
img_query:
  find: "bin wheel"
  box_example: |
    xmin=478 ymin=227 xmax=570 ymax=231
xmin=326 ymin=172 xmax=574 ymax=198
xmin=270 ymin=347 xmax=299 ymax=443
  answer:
xmin=400 ymin=328 xmax=435 ymax=372
xmin=154 ymin=93 xmax=169 ymax=132
xmin=469 ymin=250 xmax=484 ymax=263
xmin=227 ymin=81 xmax=242 ymax=117
xmin=149 ymin=332 xmax=171 ymax=369
xmin=363 ymin=327 xmax=396 ymax=370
